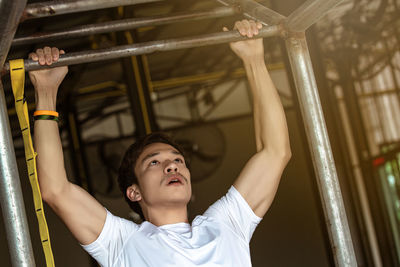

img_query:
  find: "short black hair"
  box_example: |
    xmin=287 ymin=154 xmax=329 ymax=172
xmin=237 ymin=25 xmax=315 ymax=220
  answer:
xmin=118 ymin=132 xmax=187 ymax=220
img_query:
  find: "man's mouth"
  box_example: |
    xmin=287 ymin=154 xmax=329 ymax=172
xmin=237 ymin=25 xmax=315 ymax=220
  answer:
xmin=165 ymin=174 xmax=185 ymax=186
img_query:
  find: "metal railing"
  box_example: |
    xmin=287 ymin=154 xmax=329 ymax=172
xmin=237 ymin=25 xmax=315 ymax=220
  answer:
xmin=21 ymin=0 xmax=162 ymax=20
xmin=0 ymin=0 xmax=361 ymax=266
xmin=0 ymin=1 xmax=36 ymax=267
xmin=13 ymin=7 xmax=237 ymax=46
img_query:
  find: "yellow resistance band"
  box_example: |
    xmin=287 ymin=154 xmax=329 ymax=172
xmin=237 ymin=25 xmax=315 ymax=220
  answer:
xmin=9 ymin=59 xmax=55 ymax=267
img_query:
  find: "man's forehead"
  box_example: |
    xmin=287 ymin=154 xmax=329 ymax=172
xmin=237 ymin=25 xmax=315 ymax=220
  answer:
xmin=139 ymin=143 xmax=181 ymax=162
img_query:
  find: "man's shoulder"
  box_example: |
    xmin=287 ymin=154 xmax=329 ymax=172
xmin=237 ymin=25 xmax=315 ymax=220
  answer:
xmin=191 ymin=214 xmax=218 ymax=226
xmin=104 ymin=210 xmax=140 ymax=232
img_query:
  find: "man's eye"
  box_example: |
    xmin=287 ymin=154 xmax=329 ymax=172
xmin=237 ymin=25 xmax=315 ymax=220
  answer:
xmin=174 ymin=158 xmax=183 ymax=163
xmin=149 ymin=160 xmax=159 ymax=166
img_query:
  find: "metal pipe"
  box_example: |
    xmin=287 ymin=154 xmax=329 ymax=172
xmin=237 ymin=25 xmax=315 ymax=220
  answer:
xmin=22 ymin=0 xmax=162 ymax=20
xmin=0 ymin=0 xmax=26 ymax=67
xmin=0 ymin=0 xmax=36 ymax=266
xmin=3 ymin=25 xmax=281 ymax=73
xmin=216 ymin=0 xmax=285 ymax=25
xmin=0 ymin=83 xmax=36 ymax=267
xmin=285 ymin=34 xmax=357 ymax=267
xmin=13 ymin=7 xmax=237 ymax=46
xmin=237 ymin=0 xmax=286 ymax=25
xmin=285 ymin=0 xmax=344 ymax=32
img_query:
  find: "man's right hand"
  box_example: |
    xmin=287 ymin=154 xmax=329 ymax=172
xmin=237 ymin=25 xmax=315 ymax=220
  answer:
xmin=29 ymin=47 xmax=68 ymax=110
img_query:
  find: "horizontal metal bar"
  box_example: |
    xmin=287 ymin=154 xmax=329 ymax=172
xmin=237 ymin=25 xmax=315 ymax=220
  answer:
xmin=22 ymin=0 xmax=162 ymax=20
xmin=216 ymin=0 xmax=285 ymax=26
xmin=152 ymin=62 xmax=284 ymax=90
xmin=285 ymin=0 xmax=344 ymax=32
xmin=3 ymin=25 xmax=281 ymax=74
xmin=13 ymin=7 xmax=237 ymax=46
xmin=153 ymin=68 xmax=245 ymax=90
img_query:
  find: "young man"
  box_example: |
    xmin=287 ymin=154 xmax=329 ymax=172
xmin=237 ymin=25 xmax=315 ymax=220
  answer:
xmin=30 ymin=20 xmax=291 ymax=266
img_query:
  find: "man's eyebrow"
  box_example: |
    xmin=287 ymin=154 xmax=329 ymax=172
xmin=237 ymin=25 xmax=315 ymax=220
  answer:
xmin=141 ymin=152 xmax=159 ymax=164
xmin=140 ymin=150 xmax=182 ymax=164
xmin=171 ymin=150 xmax=182 ymax=156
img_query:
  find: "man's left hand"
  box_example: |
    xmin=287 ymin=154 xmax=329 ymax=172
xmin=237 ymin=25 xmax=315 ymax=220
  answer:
xmin=224 ymin=20 xmax=264 ymax=63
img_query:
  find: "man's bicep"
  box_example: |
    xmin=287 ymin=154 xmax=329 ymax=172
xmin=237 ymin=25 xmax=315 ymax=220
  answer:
xmin=47 ymin=182 xmax=107 ymax=245
xmin=233 ymin=151 xmax=289 ymax=217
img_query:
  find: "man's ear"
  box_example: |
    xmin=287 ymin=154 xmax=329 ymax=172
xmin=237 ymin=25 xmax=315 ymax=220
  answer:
xmin=126 ymin=184 xmax=142 ymax=202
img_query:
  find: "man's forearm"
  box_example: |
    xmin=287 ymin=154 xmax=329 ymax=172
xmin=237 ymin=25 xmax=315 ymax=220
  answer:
xmin=29 ymin=47 xmax=107 ymax=245
xmin=34 ymin=87 xmax=69 ymax=201
xmin=230 ymin=20 xmax=291 ymax=217
xmin=244 ymin=57 xmax=290 ymax=156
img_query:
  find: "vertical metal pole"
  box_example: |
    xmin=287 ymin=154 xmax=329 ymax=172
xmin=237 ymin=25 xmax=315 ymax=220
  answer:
xmin=0 ymin=0 xmax=35 ymax=266
xmin=285 ymin=33 xmax=357 ymax=267
xmin=0 ymin=82 xmax=36 ymax=267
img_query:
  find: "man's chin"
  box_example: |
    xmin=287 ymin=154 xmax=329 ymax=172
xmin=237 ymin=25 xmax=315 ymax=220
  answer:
xmin=160 ymin=192 xmax=191 ymax=204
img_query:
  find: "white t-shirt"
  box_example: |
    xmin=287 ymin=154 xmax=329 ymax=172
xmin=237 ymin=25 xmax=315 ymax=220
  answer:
xmin=82 ymin=186 xmax=262 ymax=267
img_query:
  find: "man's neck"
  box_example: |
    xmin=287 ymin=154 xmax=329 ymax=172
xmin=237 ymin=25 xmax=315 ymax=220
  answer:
xmin=144 ymin=206 xmax=189 ymax=226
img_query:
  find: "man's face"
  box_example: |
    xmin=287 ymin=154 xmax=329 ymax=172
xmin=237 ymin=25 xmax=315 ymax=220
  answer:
xmin=133 ymin=142 xmax=192 ymax=211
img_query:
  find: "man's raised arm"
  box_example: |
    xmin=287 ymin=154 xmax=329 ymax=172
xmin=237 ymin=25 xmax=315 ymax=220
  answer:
xmin=228 ymin=20 xmax=292 ymax=218
xmin=31 ymin=47 xmax=106 ymax=245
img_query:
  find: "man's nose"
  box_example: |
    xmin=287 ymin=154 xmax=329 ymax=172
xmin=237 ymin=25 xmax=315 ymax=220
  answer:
xmin=164 ymin=161 xmax=178 ymax=173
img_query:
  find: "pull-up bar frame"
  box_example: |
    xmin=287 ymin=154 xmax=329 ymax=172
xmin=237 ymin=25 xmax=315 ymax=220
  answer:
xmin=21 ymin=0 xmax=161 ymax=20
xmin=0 ymin=0 xmax=360 ymax=266
xmin=13 ymin=7 xmax=238 ymax=46
xmin=0 ymin=1 xmax=35 ymax=267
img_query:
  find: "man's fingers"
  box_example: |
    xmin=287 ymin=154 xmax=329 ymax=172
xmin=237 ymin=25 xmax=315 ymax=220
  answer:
xmin=250 ymin=20 xmax=260 ymax=36
xmin=241 ymin=20 xmax=252 ymax=37
xmin=29 ymin=52 xmax=38 ymax=61
xmin=222 ymin=26 xmax=229 ymax=32
xmin=30 ymin=47 xmax=65 ymax=65
xmin=234 ymin=20 xmax=262 ymax=38
xmin=51 ymin=47 xmax=60 ymax=61
xmin=36 ymin=49 xmax=45 ymax=65
xmin=43 ymin=46 xmax=52 ymax=65
xmin=234 ymin=21 xmax=247 ymax=36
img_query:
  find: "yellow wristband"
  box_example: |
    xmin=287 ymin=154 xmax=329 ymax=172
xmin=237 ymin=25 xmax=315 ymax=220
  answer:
xmin=33 ymin=110 xmax=59 ymax=117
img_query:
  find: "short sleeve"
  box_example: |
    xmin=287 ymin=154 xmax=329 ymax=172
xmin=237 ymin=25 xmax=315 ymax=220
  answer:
xmin=81 ymin=210 xmax=139 ymax=267
xmin=203 ymin=186 xmax=262 ymax=243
